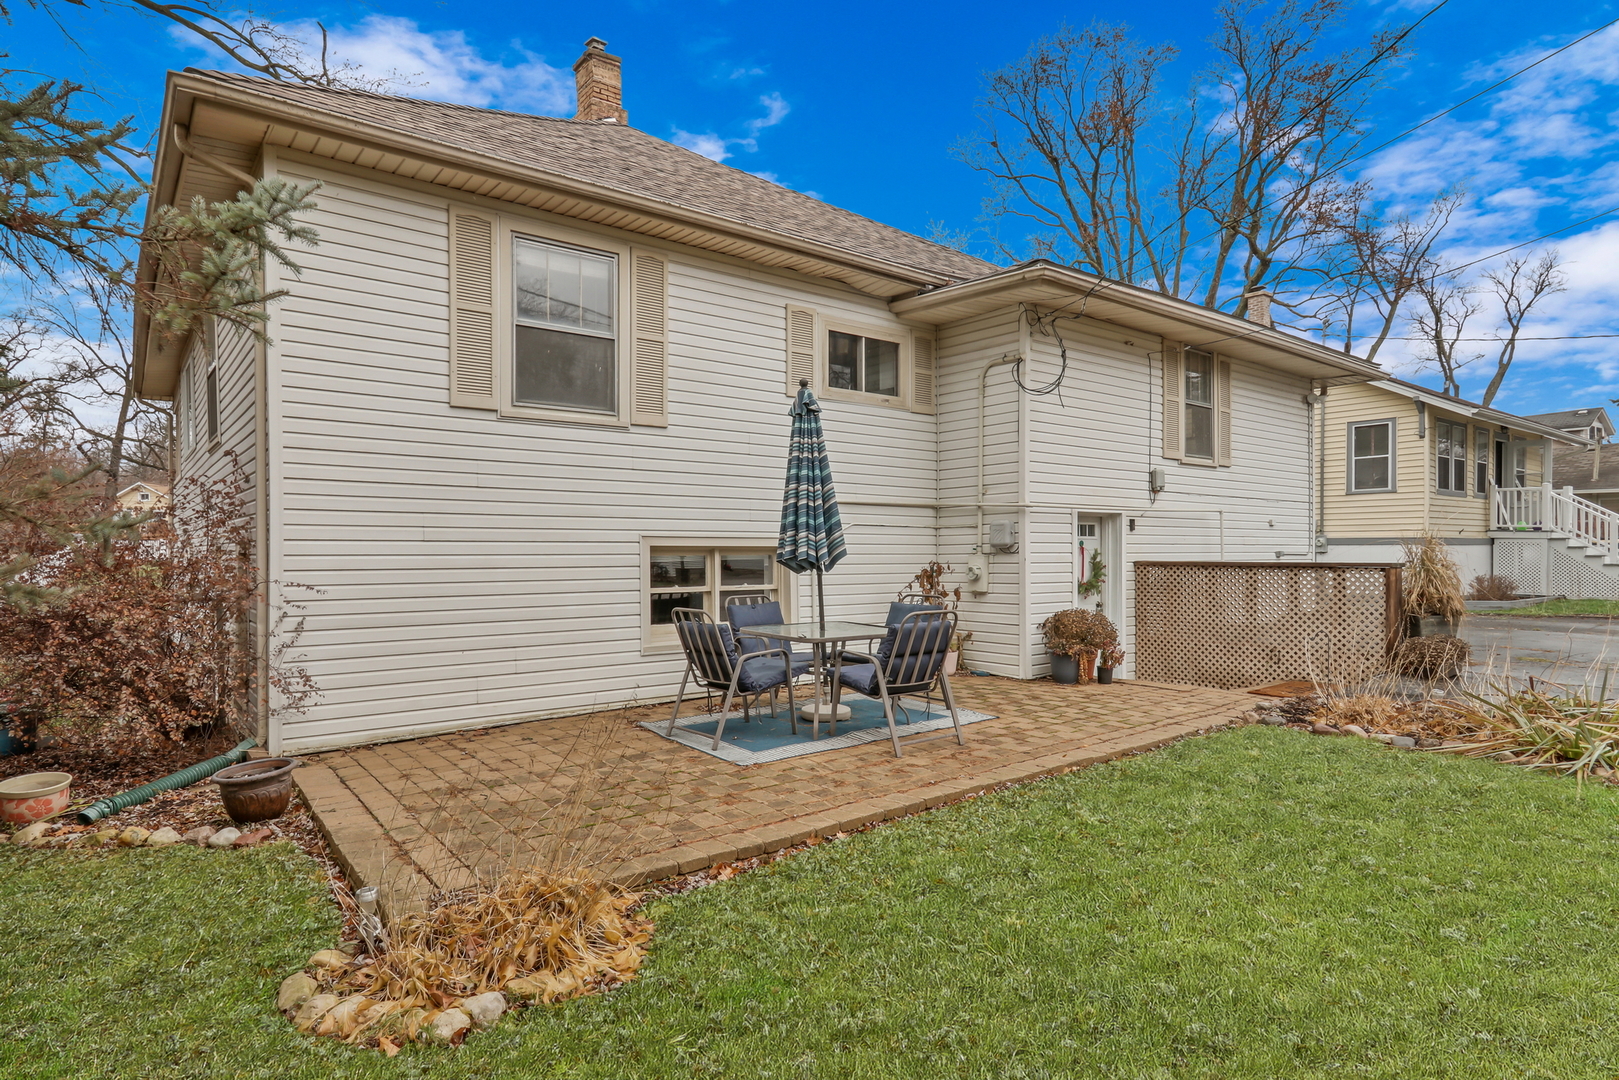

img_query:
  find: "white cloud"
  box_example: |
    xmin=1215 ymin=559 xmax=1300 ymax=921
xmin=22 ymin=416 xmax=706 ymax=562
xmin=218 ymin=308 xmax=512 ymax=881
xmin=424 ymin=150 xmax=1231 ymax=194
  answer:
xmin=177 ymin=15 xmax=574 ymax=114
xmin=671 ymin=93 xmax=791 ymax=162
xmin=1352 ymin=23 xmax=1619 ymax=409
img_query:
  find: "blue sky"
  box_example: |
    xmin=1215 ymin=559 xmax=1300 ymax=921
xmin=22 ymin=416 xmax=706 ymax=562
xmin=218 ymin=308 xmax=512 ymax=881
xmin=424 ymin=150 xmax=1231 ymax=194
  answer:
xmin=16 ymin=0 xmax=1619 ymax=416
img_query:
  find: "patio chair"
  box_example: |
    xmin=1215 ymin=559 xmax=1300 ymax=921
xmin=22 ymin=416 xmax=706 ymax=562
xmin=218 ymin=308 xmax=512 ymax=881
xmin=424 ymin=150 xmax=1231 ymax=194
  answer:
xmin=833 ymin=609 xmax=966 ymax=758
xmin=667 ymin=608 xmax=812 ymax=750
xmin=724 ymin=596 xmax=815 ymax=664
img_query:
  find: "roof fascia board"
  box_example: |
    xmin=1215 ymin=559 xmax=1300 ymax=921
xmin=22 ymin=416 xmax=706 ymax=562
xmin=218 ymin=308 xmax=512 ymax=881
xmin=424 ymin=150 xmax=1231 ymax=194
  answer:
xmin=893 ymin=262 xmax=1385 ymax=381
xmin=1368 ymin=379 xmax=1590 ymax=445
xmin=171 ymin=72 xmax=960 ymax=293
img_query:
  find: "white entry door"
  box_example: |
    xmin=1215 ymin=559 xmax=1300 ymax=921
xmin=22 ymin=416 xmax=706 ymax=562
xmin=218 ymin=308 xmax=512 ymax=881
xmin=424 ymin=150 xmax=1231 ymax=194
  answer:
xmin=1076 ymin=516 xmax=1106 ymax=613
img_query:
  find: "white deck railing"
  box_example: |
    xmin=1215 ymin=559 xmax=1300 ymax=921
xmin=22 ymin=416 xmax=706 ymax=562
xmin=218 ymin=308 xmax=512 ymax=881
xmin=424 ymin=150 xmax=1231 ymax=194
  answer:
xmin=1493 ymin=484 xmax=1619 ymax=558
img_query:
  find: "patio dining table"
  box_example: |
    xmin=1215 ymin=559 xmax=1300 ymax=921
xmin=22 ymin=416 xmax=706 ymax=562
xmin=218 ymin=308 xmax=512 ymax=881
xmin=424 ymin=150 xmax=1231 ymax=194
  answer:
xmin=744 ymin=621 xmax=889 ymax=739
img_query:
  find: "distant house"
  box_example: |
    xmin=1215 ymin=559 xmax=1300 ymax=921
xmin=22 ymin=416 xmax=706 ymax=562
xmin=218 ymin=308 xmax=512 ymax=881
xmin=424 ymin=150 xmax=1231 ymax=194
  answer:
xmin=1550 ymin=443 xmax=1619 ymax=513
xmin=115 ymin=481 xmax=171 ymax=516
xmin=1318 ymin=378 xmax=1587 ymax=584
xmin=1524 ymin=406 xmax=1614 ymax=445
xmin=135 ymin=42 xmax=1388 ymax=753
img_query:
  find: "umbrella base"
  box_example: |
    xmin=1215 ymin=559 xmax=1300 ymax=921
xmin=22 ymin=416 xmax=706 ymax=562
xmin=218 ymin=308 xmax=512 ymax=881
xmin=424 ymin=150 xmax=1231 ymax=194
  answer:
xmin=798 ymin=703 xmax=853 ymax=723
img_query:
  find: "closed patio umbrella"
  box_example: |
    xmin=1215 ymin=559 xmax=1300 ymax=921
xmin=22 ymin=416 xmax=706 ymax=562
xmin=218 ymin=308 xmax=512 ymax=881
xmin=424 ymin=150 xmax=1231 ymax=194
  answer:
xmin=777 ymin=380 xmax=847 ymax=632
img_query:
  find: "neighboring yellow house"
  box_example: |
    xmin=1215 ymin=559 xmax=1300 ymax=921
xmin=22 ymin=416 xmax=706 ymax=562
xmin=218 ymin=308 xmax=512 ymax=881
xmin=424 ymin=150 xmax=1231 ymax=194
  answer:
xmin=1318 ymin=377 xmax=1586 ymax=584
xmin=115 ymin=480 xmax=171 ymax=516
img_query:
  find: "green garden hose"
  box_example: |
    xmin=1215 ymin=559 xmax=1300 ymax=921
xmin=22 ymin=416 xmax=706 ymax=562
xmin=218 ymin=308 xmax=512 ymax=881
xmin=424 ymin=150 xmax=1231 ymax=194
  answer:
xmin=75 ymin=738 xmax=258 ymax=825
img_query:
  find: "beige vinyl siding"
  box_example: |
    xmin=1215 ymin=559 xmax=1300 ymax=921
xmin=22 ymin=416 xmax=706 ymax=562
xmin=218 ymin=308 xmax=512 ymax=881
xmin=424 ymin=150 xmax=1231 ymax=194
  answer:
xmin=264 ymin=159 xmax=941 ymax=752
xmin=1321 ymin=382 xmax=1506 ymax=540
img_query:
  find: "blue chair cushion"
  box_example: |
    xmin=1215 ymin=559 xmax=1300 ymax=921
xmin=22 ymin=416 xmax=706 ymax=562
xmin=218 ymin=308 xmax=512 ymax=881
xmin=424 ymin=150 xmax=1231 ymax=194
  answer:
xmin=885 ymin=602 xmax=942 ymax=627
xmin=737 ymin=655 xmax=814 ymax=694
xmin=836 ymin=663 xmax=881 ymax=697
xmin=727 ymin=601 xmax=786 ymax=656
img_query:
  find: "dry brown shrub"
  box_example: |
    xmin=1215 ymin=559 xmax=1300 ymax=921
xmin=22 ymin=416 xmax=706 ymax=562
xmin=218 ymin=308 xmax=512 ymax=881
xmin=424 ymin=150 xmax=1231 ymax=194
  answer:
xmin=1468 ymin=574 xmax=1519 ymax=601
xmin=1391 ymin=635 xmax=1470 ymax=679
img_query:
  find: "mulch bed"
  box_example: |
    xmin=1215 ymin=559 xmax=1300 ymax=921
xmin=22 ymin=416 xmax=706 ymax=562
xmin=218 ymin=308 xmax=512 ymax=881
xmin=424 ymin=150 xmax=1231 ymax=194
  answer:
xmin=2 ymin=735 xmax=337 ymax=878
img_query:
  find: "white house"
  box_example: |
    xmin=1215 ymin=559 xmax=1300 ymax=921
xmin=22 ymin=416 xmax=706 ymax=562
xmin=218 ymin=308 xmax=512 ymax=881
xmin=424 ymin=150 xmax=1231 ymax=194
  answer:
xmin=135 ymin=41 xmax=1386 ymax=754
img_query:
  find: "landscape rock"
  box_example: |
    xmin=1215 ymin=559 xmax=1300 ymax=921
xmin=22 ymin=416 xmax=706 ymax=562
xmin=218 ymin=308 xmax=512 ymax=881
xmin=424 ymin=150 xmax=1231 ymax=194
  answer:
xmin=424 ymin=1008 xmax=471 ymax=1045
xmin=1310 ymin=723 xmax=1339 ymax=736
xmin=207 ymin=827 xmax=241 ymax=848
xmin=92 ymin=829 xmax=118 ymax=845
xmin=146 ymin=827 xmax=184 ymax=847
xmin=1260 ymin=715 xmax=1287 ymax=727
xmin=117 ymin=826 xmax=151 ymax=847
xmin=277 ymin=972 xmax=320 ymax=1014
xmin=1370 ymin=732 xmax=1396 ymax=743
xmin=233 ymin=828 xmax=275 ymax=848
xmin=1391 ymin=736 xmax=1417 ymax=748
xmin=11 ymin=821 xmax=51 ymax=846
xmin=308 ymin=949 xmax=351 ymax=971
xmin=1416 ymin=737 xmax=1443 ymax=749
xmin=182 ymin=826 xmax=216 ymax=846
xmin=1342 ymin=724 xmax=1370 ymax=738
xmin=292 ymin=993 xmax=341 ymax=1034
xmin=460 ymin=991 xmax=507 ymax=1029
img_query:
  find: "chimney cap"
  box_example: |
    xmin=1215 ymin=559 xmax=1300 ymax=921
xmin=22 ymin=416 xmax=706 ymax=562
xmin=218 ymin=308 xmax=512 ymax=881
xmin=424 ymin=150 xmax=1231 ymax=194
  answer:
xmin=583 ymin=36 xmax=608 ymax=52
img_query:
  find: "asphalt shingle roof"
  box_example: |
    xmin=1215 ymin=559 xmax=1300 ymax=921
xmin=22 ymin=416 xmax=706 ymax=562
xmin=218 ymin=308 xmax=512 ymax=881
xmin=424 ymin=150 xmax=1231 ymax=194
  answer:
xmin=1523 ymin=407 xmax=1613 ymax=432
xmin=191 ymin=70 xmax=999 ymax=284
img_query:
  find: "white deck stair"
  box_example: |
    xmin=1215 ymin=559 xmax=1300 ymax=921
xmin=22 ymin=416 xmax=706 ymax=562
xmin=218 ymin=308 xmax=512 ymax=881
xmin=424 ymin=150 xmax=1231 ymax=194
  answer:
xmin=1492 ymin=485 xmax=1619 ymax=599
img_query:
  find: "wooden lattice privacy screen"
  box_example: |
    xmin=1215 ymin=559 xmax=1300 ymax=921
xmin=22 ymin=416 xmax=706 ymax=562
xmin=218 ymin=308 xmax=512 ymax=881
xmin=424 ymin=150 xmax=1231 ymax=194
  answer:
xmin=1133 ymin=562 xmax=1403 ymax=690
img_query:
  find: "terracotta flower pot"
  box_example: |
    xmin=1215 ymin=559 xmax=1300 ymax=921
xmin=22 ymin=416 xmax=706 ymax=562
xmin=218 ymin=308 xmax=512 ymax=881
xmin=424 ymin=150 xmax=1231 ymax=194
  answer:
xmin=0 ymin=771 xmax=72 ymax=823
xmin=212 ymin=758 xmax=301 ymax=824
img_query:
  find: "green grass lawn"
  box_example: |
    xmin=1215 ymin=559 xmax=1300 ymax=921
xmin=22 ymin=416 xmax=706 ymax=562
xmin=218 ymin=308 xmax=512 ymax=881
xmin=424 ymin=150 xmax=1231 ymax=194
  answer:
xmin=1469 ymin=598 xmax=1619 ymax=617
xmin=6 ymin=727 xmax=1619 ymax=1079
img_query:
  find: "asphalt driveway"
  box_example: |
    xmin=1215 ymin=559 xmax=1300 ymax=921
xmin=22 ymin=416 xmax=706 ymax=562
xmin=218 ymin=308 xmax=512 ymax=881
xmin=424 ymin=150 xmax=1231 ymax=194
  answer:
xmin=1461 ymin=615 xmax=1619 ymax=689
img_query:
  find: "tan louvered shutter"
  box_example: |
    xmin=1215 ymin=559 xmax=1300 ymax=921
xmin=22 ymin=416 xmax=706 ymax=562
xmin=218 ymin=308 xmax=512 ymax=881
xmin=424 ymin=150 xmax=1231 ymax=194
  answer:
xmin=629 ymin=249 xmax=669 ymax=426
xmin=785 ymin=304 xmax=817 ymax=395
xmin=910 ymin=331 xmax=937 ymax=414
xmin=448 ymin=208 xmax=498 ymax=410
xmin=1161 ymin=342 xmax=1183 ymax=461
xmin=1216 ymin=358 xmax=1233 ymax=466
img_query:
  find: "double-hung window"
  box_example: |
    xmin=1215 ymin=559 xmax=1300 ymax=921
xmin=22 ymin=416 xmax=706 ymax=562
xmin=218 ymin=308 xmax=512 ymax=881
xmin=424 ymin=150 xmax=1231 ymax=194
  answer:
xmin=1347 ymin=419 xmax=1395 ymax=493
xmin=1182 ymin=349 xmax=1216 ymax=461
xmin=1436 ymin=418 xmax=1466 ymax=494
xmin=1474 ymin=426 xmax=1491 ymax=496
xmin=513 ymin=237 xmax=617 ymax=415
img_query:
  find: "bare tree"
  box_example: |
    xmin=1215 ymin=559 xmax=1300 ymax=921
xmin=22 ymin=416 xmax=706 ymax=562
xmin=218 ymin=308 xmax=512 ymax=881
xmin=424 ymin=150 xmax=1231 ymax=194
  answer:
xmin=1478 ymin=250 xmax=1565 ymax=407
xmin=1409 ymin=274 xmax=1481 ymax=397
xmin=1309 ymin=188 xmax=1462 ymax=362
xmin=958 ymin=0 xmax=1415 ymax=314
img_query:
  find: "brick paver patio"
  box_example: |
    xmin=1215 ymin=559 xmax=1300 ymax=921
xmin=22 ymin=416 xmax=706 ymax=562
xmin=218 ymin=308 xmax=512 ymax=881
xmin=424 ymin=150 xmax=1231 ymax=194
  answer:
xmin=295 ymin=676 xmax=1255 ymax=915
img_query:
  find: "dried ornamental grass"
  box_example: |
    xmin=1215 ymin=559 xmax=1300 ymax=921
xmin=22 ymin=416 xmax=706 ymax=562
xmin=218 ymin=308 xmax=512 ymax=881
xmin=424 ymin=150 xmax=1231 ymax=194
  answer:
xmin=1401 ymin=535 xmax=1466 ymax=624
xmin=1443 ymin=685 xmax=1619 ymax=780
xmin=1468 ymin=574 xmax=1520 ymax=602
xmin=287 ymin=868 xmax=651 ymax=1048
xmin=1391 ymin=635 xmax=1471 ymax=679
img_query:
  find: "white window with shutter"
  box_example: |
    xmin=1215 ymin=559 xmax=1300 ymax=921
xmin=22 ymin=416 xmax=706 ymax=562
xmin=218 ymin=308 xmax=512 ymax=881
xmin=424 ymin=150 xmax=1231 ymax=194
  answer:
xmin=445 ymin=205 xmax=667 ymax=426
xmin=1163 ymin=343 xmax=1233 ymax=466
xmin=786 ymin=304 xmax=932 ymax=413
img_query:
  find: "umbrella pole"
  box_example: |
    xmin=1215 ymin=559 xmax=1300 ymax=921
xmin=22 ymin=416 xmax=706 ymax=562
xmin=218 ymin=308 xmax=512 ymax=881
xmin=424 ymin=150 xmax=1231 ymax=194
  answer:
xmin=816 ymin=567 xmax=826 ymax=634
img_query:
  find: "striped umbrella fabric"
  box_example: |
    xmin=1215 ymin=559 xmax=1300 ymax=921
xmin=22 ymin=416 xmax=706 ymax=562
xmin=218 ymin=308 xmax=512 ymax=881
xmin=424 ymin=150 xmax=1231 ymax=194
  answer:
xmin=777 ymin=384 xmax=847 ymax=602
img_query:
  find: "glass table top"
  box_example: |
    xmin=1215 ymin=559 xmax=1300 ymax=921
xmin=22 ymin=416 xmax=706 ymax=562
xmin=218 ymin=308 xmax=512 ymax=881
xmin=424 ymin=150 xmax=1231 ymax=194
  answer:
xmin=744 ymin=621 xmax=890 ymax=643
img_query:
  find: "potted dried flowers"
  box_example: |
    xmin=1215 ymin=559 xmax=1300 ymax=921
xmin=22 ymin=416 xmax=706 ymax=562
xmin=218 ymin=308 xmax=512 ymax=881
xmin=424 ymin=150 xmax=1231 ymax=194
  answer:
xmin=1040 ymin=609 xmax=1117 ymax=685
xmin=1096 ymin=642 xmax=1124 ymax=684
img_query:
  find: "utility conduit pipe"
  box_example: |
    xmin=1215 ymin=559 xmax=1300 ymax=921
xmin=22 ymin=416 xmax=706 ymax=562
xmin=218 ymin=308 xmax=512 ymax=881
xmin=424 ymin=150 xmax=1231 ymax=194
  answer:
xmin=76 ymin=738 xmax=258 ymax=825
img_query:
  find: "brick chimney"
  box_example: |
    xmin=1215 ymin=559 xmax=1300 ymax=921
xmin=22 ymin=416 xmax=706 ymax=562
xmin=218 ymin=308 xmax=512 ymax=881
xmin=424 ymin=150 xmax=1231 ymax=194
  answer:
xmin=1243 ymin=285 xmax=1274 ymax=328
xmin=572 ymin=37 xmax=628 ymax=125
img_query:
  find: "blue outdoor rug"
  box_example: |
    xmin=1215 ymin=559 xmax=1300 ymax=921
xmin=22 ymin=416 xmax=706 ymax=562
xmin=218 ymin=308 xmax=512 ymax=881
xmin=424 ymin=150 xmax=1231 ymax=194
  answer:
xmin=641 ymin=696 xmax=996 ymax=765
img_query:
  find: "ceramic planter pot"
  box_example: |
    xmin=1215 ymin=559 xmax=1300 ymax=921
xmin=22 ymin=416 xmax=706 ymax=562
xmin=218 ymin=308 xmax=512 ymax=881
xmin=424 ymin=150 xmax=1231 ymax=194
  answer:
xmin=212 ymin=758 xmax=301 ymax=823
xmin=1050 ymin=652 xmax=1079 ymax=684
xmin=943 ymin=650 xmax=960 ymax=676
xmin=0 ymin=771 xmax=72 ymax=823
xmin=0 ymin=706 xmax=42 ymax=756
